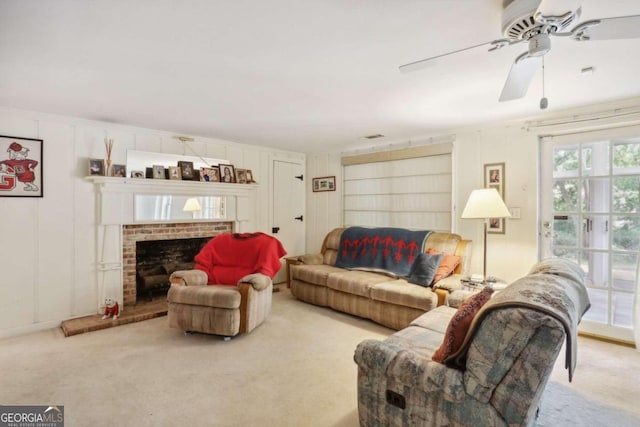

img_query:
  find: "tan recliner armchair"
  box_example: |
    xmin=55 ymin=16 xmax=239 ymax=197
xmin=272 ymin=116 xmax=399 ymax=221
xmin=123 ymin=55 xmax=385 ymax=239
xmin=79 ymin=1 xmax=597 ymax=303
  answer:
xmin=167 ymin=232 xmax=286 ymax=339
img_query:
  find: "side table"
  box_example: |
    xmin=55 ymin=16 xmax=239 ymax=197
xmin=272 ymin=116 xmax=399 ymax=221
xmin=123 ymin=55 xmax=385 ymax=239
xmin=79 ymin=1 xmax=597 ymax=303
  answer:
xmin=448 ymin=279 xmax=509 ymax=308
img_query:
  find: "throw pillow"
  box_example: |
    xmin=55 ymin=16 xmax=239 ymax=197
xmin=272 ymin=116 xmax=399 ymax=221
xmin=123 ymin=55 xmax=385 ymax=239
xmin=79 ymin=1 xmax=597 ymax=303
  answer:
xmin=432 ymin=286 xmax=494 ymax=364
xmin=406 ymin=252 xmax=443 ymax=287
xmin=427 ymin=248 xmax=462 ymax=284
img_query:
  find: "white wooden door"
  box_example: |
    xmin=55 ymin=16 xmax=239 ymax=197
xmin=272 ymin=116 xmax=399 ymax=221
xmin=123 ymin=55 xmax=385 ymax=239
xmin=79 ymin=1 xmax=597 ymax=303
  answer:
xmin=540 ymin=127 xmax=640 ymax=343
xmin=272 ymin=160 xmax=305 ymax=283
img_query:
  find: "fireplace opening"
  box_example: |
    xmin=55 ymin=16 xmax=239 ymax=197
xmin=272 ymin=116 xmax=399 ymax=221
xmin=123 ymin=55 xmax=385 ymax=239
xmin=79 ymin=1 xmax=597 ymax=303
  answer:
xmin=136 ymin=237 xmax=210 ymax=302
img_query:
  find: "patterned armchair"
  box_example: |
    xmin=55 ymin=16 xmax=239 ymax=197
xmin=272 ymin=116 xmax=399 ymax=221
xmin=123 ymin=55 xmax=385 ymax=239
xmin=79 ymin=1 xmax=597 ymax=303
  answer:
xmin=354 ymin=259 xmax=590 ymax=426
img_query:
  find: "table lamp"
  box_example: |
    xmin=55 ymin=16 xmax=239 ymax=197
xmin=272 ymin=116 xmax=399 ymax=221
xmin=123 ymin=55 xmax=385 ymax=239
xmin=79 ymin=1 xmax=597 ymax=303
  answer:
xmin=461 ymin=188 xmax=511 ymax=283
xmin=183 ymin=197 xmax=202 ymax=219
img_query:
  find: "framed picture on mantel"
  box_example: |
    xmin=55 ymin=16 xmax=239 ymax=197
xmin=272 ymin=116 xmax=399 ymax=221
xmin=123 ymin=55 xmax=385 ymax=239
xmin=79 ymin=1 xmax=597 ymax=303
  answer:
xmin=219 ymin=164 xmax=236 ymax=183
xmin=178 ymin=161 xmax=195 ymax=180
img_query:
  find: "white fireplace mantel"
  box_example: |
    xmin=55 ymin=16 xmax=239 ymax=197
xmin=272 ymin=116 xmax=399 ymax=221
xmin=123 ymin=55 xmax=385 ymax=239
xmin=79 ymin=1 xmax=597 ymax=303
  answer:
xmin=85 ymin=176 xmax=259 ymax=312
xmin=86 ymin=176 xmax=258 ymax=225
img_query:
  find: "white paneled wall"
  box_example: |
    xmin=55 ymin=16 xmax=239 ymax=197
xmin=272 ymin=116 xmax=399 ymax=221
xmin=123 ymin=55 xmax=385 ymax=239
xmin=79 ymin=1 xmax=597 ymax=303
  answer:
xmin=0 ymin=107 xmax=303 ymax=337
xmin=305 ymin=153 xmax=342 ymax=253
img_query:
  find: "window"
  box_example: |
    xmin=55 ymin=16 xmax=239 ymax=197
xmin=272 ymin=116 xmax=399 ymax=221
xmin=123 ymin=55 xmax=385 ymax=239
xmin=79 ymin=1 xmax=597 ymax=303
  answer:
xmin=341 ymin=143 xmax=453 ymax=230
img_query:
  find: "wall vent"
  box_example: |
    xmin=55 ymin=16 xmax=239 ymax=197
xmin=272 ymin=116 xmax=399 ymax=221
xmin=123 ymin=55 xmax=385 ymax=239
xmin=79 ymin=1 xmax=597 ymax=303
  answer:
xmin=363 ymin=134 xmax=385 ymax=140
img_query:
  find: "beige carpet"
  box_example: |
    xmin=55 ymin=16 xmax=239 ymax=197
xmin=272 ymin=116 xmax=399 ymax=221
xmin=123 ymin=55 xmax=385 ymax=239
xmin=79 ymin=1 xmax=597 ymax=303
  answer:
xmin=1 ymin=289 xmax=639 ymax=426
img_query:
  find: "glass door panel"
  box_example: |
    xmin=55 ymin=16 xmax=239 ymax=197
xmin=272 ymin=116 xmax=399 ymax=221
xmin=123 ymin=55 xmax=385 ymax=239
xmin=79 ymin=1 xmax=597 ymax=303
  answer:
xmin=582 ymin=289 xmax=609 ymax=324
xmin=579 ymin=250 xmax=608 ymax=287
xmin=612 ymin=291 xmax=634 ymax=328
xmin=552 ymin=215 xmax=579 ymax=248
xmin=582 ymin=178 xmax=609 ymax=212
xmin=612 ymin=253 xmax=638 ymax=291
xmin=583 ymin=215 xmax=608 ymax=250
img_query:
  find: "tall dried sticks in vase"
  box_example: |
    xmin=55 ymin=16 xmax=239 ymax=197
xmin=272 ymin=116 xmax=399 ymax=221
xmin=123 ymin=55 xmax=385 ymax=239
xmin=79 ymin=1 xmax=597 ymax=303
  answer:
xmin=104 ymin=138 xmax=114 ymax=176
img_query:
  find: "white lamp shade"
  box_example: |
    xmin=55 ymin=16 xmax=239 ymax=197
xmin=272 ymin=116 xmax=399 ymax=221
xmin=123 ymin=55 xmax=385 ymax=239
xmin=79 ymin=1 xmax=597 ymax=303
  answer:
xmin=461 ymin=188 xmax=511 ymax=219
xmin=183 ymin=197 xmax=202 ymax=212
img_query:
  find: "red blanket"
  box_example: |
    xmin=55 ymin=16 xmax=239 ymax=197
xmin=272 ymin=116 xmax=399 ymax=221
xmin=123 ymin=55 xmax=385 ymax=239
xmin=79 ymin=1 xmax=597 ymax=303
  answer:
xmin=195 ymin=232 xmax=286 ymax=286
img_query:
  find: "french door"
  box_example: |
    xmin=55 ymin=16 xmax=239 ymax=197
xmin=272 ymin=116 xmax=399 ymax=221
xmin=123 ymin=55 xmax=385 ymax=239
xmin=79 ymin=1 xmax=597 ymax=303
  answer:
xmin=540 ymin=126 xmax=640 ymax=343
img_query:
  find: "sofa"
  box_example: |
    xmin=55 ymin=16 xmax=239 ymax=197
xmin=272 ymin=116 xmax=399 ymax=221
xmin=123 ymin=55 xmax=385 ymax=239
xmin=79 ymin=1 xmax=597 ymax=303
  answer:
xmin=290 ymin=227 xmax=472 ymax=330
xmin=354 ymin=258 xmax=590 ymax=427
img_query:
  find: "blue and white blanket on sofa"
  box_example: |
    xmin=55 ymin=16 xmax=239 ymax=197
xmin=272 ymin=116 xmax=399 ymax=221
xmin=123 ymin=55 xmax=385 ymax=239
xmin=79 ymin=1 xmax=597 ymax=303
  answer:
xmin=334 ymin=227 xmax=431 ymax=276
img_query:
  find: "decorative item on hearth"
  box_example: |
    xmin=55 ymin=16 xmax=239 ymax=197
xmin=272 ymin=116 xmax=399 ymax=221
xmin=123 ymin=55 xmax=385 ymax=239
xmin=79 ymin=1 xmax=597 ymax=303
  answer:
xmin=104 ymin=137 xmax=114 ymax=176
xmin=461 ymin=188 xmax=511 ymax=284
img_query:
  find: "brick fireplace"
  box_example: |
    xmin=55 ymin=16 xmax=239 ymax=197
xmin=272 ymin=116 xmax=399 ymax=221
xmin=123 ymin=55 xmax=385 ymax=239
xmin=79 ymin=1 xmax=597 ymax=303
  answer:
xmin=122 ymin=222 xmax=233 ymax=305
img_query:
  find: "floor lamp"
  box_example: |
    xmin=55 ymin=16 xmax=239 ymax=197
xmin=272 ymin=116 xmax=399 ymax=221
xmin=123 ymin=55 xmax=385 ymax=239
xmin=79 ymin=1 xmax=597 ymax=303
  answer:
xmin=461 ymin=188 xmax=511 ymax=283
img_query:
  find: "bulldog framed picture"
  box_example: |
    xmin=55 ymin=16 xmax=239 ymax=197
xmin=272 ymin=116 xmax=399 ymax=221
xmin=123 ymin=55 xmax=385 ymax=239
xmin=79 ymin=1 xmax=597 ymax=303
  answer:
xmin=0 ymin=135 xmax=43 ymax=197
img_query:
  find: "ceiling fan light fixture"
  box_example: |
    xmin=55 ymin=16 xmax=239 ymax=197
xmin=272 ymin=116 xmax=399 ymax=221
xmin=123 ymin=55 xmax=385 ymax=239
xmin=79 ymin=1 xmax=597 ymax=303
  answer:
xmin=528 ymin=33 xmax=551 ymax=56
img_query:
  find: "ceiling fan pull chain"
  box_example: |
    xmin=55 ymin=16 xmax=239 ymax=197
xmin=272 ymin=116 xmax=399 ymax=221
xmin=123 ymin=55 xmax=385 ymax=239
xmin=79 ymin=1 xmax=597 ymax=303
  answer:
xmin=540 ymin=56 xmax=548 ymax=110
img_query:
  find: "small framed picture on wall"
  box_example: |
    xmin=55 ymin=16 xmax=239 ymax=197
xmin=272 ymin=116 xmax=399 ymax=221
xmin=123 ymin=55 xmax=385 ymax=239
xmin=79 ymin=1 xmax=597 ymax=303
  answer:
xmin=484 ymin=162 xmax=506 ymax=234
xmin=0 ymin=135 xmax=44 ymax=198
xmin=312 ymin=176 xmax=336 ymax=192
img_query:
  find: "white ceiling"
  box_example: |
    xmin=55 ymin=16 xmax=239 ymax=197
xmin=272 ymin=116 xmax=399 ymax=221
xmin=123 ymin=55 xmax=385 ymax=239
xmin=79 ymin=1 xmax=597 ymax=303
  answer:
xmin=2 ymin=0 xmax=640 ymax=153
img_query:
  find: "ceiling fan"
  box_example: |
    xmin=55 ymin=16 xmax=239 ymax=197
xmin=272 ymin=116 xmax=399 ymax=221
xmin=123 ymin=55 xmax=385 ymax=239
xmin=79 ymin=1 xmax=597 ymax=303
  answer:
xmin=399 ymin=0 xmax=640 ymax=102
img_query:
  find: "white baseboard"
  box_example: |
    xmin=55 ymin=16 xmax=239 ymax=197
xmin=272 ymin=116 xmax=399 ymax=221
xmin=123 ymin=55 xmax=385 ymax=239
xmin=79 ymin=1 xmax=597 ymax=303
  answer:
xmin=0 ymin=320 xmax=63 ymax=339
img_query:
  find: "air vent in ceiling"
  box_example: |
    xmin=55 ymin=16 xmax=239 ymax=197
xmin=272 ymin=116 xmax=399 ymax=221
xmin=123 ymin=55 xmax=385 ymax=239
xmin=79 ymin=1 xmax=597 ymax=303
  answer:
xmin=363 ymin=134 xmax=385 ymax=140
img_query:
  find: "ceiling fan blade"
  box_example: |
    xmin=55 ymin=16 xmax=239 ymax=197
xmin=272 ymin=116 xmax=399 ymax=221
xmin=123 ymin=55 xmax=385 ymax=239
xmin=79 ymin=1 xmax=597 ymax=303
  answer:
xmin=499 ymin=53 xmax=542 ymax=102
xmin=572 ymin=15 xmax=640 ymax=41
xmin=399 ymin=39 xmax=512 ymax=74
